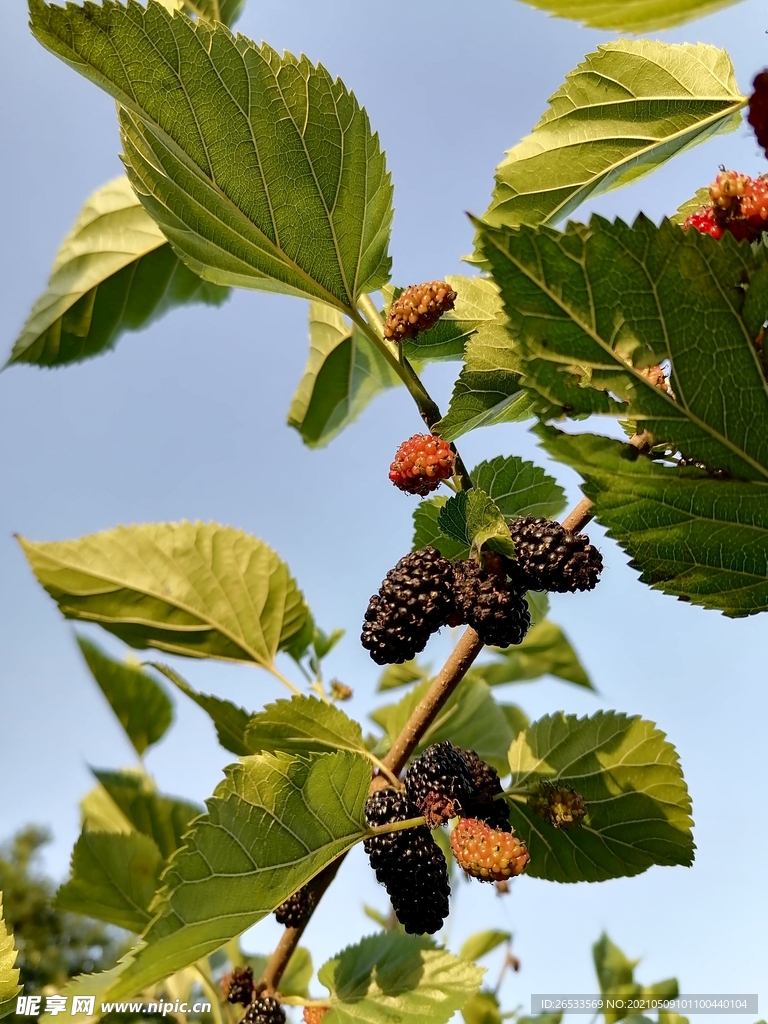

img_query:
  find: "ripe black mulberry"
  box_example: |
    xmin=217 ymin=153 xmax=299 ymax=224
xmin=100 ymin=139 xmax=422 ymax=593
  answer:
xmin=361 ymin=547 xmax=455 ymax=664
xmin=508 ymin=516 xmax=602 ymax=593
xmin=453 ymin=559 xmax=531 ymax=647
xmin=404 ymin=741 xmax=476 ymax=826
xmin=363 ymin=787 xmax=450 ymax=935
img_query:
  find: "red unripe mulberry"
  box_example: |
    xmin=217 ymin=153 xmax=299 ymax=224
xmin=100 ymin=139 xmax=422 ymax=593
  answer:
xmin=389 ymin=434 xmax=455 ymax=495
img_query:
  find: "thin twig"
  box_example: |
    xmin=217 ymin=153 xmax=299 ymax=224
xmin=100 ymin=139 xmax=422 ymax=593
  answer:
xmin=257 ymin=627 xmax=484 ymax=994
xmin=381 ymin=627 xmax=484 ymax=775
xmin=560 ymin=496 xmax=594 ymax=534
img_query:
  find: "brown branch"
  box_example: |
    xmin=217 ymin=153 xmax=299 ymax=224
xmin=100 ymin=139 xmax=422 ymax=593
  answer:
xmin=560 ymin=496 xmax=594 ymax=534
xmin=257 ymin=627 xmax=483 ymax=995
xmin=257 ymin=489 xmax=603 ymax=995
xmin=382 ymin=627 xmax=483 ymax=775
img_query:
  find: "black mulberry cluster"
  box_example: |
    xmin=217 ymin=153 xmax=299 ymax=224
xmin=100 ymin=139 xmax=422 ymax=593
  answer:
xmin=241 ymin=996 xmax=285 ymax=1024
xmin=508 ymin=516 xmax=603 ymax=593
xmin=452 ymin=560 xmax=530 ymax=648
xmin=363 ymin=787 xmax=450 ymax=935
xmin=274 ymin=884 xmax=315 ymax=928
xmin=361 ymin=547 xmax=454 ymax=664
xmin=404 ymin=741 xmax=476 ymax=826
xmin=222 ymin=966 xmax=254 ymax=1007
xmin=460 ymin=748 xmax=511 ymax=832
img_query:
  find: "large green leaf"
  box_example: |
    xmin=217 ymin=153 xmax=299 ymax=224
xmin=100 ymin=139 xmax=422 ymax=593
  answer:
xmin=19 ymin=522 xmax=310 ymax=668
xmin=245 ymin=695 xmax=370 ymax=759
xmin=480 ymin=41 xmax=744 ymax=233
xmin=539 ymin=429 xmax=768 ymax=617
xmin=373 ymin=677 xmax=514 ymax=776
xmin=7 ymin=177 xmax=228 ymax=369
xmin=0 ymin=896 xmax=20 ymax=1020
xmin=507 ymin=712 xmax=694 ymax=882
xmin=56 ymin=830 xmax=164 ymax=933
xmin=151 ymin=663 xmax=252 ymax=756
xmin=288 ymin=303 xmax=401 ymax=448
xmin=29 ymin=1 xmax=393 ymax=310
xmin=77 ymin=636 xmax=173 ymax=756
xmin=475 ymin=621 xmax=592 ymax=690
xmin=318 ymin=932 xmax=483 ymax=1024
xmin=511 ymin=0 xmax=743 ymax=31
xmin=100 ymin=751 xmax=370 ymax=1000
xmin=478 ymin=216 xmax=768 ymax=483
xmin=434 ymin=328 xmax=533 ymax=442
xmin=471 ymin=456 xmax=566 ymax=520
xmin=91 ymin=769 xmax=202 ymax=861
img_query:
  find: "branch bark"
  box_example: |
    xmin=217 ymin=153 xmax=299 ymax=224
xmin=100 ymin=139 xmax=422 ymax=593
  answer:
xmin=257 ymin=626 xmax=483 ymax=994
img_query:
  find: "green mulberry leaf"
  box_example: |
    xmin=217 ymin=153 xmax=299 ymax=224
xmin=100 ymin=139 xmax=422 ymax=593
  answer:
xmin=479 ymin=41 xmax=744 ymax=233
xmin=19 ymin=522 xmax=310 ymax=669
xmin=507 ymin=711 xmax=694 ymax=882
xmin=318 ymin=932 xmax=483 ymax=1024
xmin=29 ymin=0 xmax=393 ymax=311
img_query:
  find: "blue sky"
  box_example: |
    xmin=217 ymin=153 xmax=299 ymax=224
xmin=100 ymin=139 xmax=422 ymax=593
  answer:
xmin=0 ymin=0 xmax=766 ymax=1019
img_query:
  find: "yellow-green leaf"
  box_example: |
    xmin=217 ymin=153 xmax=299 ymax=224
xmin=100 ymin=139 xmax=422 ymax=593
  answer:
xmin=19 ymin=522 xmax=310 ymax=669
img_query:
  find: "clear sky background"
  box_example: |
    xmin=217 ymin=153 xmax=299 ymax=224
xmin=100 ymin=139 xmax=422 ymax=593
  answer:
xmin=1 ymin=0 xmax=766 ymax=1020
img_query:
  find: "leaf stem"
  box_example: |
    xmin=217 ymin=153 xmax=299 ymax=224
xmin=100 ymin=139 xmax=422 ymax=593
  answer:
xmin=368 ymin=755 xmax=401 ymax=788
xmin=268 ymin=664 xmax=304 ymax=698
xmin=352 ymin=299 xmax=474 ymax=490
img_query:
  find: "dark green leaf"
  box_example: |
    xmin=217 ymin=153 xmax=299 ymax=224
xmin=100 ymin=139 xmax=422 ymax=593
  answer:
xmin=507 ymin=711 xmax=694 ymax=882
xmin=101 ymin=751 xmax=370 ymax=1000
xmin=91 ymin=769 xmax=202 ymax=861
xmin=373 ymin=676 xmax=514 ymax=776
xmin=29 ymin=1 xmax=393 ymax=310
xmin=480 ymin=41 xmax=744 ymax=232
xmin=539 ymin=428 xmax=768 ymax=617
xmin=19 ymin=522 xmax=310 ymax=668
xmin=77 ymin=636 xmax=173 ymax=756
xmin=55 ymin=830 xmax=163 ymax=933
xmin=318 ymin=932 xmax=483 ymax=1024
xmin=412 ymin=498 xmax=470 ymax=559
xmin=478 ymin=215 xmax=768 ymax=483
xmin=7 ymin=177 xmax=228 ymax=368
xmin=288 ymin=303 xmax=402 ymax=448
xmin=434 ymin=330 xmax=533 ymax=442
xmin=475 ymin=621 xmax=592 ymax=689
xmin=438 ymin=490 xmax=515 ymax=558
xmin=471 ymin=456 xmax=566 ymax=521
xmin=244 ymin=696 xmax=369 ymax=759
xmin=150 ymin=663 xmax=252 ymax=756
